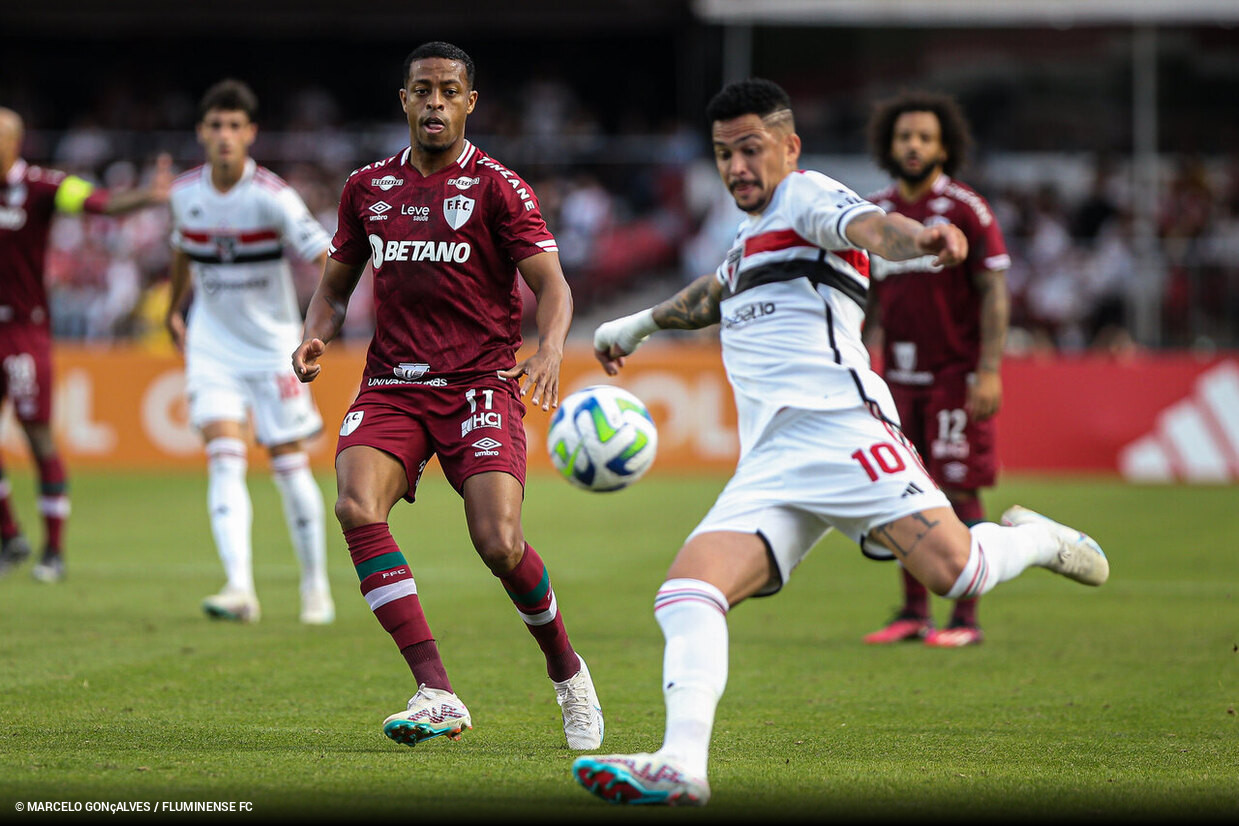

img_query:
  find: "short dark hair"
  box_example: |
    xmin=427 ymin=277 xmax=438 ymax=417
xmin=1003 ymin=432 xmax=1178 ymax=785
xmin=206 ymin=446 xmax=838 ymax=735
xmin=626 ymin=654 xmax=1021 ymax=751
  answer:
xmin=403 ymin=41 xmax=475 ymax=89
xmin=198 ymin=79 xmax=259 ymax=122
xmin=867 ymin=90 xmax=973 ymax=177
xmin=706 ymin=78 xmax=793 ymax=124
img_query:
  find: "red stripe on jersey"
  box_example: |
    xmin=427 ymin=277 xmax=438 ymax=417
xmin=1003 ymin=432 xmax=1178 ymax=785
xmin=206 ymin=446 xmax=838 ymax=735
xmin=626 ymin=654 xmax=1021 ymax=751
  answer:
xmin=180 ymin=229 xmax=280 ymax=244
xmin=743 ymin=228 xmax=812 ymax=257
xmin=170 ymin=166 xmax=205 ymax=191
xmin=253 ymin=167 xmax=287 ymax=192
xmin=833 ymin=248 xmax=870 ymax=280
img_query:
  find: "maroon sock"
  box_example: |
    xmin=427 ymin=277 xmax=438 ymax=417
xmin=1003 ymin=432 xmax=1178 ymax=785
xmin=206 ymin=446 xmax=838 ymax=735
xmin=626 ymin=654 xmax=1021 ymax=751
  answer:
xmin=0 ymin=469 xmax=20 ymax=541
xmin=35 ymin=455 xmax=68 ymax=556
xmin=345 ymin=522 xmax=451 ymax=692
xmin=901 ymin=565 xmax=930 ymax=618
xmin=500 ymin=543 xmax=578 ymax=682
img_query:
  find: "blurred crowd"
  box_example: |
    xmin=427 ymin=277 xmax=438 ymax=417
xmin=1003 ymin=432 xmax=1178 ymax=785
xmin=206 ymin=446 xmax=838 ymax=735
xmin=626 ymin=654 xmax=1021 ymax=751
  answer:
xmin=19 ymin=79 xmax=1239 ymax=353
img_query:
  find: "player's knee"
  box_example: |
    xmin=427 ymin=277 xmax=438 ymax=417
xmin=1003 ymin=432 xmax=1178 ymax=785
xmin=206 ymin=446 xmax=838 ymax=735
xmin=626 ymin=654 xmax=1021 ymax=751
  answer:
xmin=333 ymin=493 xmax=382 ymax=531
xmin=470 ymin=523 xmax=524 ymax=574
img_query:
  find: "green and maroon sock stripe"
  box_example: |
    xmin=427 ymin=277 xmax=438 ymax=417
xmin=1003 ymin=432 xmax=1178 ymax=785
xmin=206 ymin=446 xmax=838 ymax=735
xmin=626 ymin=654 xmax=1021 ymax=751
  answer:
xmin=500 ymin=544 xmax=577 ymax=682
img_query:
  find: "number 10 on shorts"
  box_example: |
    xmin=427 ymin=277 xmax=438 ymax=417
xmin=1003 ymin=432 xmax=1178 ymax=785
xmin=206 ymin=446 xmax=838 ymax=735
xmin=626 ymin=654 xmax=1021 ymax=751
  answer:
xmin=851 ymin=443 xmax=907 ymax=482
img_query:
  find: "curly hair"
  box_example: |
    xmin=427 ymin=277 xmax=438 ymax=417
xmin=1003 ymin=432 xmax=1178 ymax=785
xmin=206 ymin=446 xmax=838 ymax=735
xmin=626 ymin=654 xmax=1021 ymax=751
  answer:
xmin=867 ymin=90 xmax=973 ymax=178
xmin=706 ymin=78 xmax=793 ymax=126
xmin=198 ymin=79 xmax=258 ymax=122
xmin=403 ymin=41 xmax=476 ymax=90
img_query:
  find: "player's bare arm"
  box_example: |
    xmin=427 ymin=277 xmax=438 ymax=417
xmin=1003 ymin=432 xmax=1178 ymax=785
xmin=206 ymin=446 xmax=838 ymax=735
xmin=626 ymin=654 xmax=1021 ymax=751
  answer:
xmin=846 ymin=211 xmax=968 ymax=267
xmin=503 ymin=251 xmax=572 ymax=410
xmin=293 ymin=257 xmax=366 ymax=383
xmin=99 ymin=153 xmax=174 ymax=214
xmin=593 ymin=273 xmax=721 ymax=375
xmin=968 ymin=267 xmax=1010 ymax=421
xmin=164 ymin=248 xmax=193 ymax=354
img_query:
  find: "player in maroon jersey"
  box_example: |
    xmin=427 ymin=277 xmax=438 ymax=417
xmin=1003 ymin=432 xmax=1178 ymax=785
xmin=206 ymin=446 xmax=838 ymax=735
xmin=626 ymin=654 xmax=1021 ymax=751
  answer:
xmin=861 ymin=92 xmax=1012 ymax=647
xmin=0 ymin=107 xmax=172 ymax=583
xmin=292 ymin=42 xmax=603 ymax=750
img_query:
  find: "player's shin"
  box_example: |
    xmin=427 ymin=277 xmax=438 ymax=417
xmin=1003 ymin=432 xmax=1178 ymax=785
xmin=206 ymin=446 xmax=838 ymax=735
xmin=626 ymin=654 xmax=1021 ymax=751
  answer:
xmin=946 ymin=521 xmax=1045 ymax=599
xmin=500 ymin=543 xmax=579 ymax=681
xmin=271 ymin=452 xmax=328 ymax=594
xmin=206 ymin=438 xmax=253 ymax=593
xmin=654 ymin=578 xmax=729 ymax=778
xmin=345 ymin=522 xmax=450 ymax=690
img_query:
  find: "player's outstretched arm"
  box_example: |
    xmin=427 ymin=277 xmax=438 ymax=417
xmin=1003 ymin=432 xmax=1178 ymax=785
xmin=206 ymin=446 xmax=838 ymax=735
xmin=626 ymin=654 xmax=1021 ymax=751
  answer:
xmin=846 ymin=211 xmax=968 ymax=267
xmin=99 ymin=153 xmax=174 ymax=215
xmin=293 ymin=257 xmax=366 ymax=383
xmin=505 ymin=251 xmax=572 ymax=410
xmin=594 ymin=273 xmax=721 ymax=375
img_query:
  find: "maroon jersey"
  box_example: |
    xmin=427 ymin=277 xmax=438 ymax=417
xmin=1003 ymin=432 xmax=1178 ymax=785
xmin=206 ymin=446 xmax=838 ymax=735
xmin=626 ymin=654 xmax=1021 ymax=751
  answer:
xmin=867 ymin=175 xmax=1009 ymax=384
xmin=0 ymin=159 xmax=86 ymax=329
xmin=330 ymin=140 xmax=558 ymax=387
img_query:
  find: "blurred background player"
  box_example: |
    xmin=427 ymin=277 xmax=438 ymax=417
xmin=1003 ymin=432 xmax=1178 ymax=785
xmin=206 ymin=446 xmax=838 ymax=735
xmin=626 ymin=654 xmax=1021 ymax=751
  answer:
xmin=166 ymin=80 xmax=335 ymax=624
xmin=292 ymin=41 xmax=603 ymax=750
xmin=861 ymin=92 xmax=1011 ymax=648
xmin=0 ymin=106 xmax=171 ymax=583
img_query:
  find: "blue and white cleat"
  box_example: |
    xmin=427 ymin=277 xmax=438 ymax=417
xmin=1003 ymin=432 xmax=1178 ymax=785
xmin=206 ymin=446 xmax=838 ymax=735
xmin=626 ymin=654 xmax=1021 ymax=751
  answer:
xmin=383 ymin=684 xmax=472 ymax=746
xmin=1002 ymin=505 xmax=1109 ymax=586
xmin=572 ymin=752 xmax=710 ymax=806
xmin=554 ymin=655 xmax=604 ymax=750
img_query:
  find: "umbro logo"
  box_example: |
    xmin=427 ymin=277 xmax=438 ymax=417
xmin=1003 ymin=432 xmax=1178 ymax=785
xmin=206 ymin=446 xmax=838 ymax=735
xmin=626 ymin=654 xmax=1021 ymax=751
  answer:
xmin=372 ymin=175 xmax=403 ymax=191
xmin=368 ymin=201 xmax=392 ymax=215
xmin=472 ymin=438 xmax=502 ymax=451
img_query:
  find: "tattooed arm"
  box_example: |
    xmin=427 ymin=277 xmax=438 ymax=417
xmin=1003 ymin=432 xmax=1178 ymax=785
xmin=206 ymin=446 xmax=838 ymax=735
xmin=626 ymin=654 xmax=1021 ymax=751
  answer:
xmin=845 ymin=210 xmax=969 ymax=268
xmin=594 ymin=273 xmax=722 ymax=375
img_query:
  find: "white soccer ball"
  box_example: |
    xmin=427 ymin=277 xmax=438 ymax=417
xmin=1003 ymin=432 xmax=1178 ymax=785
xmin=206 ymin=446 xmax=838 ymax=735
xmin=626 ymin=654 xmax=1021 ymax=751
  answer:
xmin=547 ymin=385 xmax=658 ymax=492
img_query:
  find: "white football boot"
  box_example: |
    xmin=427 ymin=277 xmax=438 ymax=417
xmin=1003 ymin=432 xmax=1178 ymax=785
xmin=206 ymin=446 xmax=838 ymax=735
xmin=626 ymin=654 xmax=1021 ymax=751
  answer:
xmin=382 ymin=684 xmax=472 ymax=746
xmin=553 ymin=655 xmax=604 ymax=750
xmin=1001 ymin=505 xmax=1109 ymax=586
xmin=572 ymin=752 xmax=710 ymax=806
xmin=202 ymin=587 xmax=261 ymax=622
xmin=299 ymin=587 xmax=335 ymax=625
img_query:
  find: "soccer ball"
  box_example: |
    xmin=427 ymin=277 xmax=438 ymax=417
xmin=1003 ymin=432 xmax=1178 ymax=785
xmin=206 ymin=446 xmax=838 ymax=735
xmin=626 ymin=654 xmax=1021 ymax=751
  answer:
xmin=547 ymin=385 xmax=658 ymax=492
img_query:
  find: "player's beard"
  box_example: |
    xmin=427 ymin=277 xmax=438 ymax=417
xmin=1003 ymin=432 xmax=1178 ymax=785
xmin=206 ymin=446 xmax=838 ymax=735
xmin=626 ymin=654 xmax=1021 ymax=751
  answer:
xmin=896 ymin=159 xmax=941 ymax=186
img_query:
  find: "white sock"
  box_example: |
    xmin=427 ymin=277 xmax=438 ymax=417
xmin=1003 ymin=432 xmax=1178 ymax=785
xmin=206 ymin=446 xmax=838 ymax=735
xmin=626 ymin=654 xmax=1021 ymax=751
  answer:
xmin=654 ymin=577 xmax=729 ymax=778
xmin=206 ymin=438 xmax=253 ymax=594
xmin=271 ymin=452 xmax=329 ymax=596
xmin=947 ymin=521 xmax=1055 ymax=599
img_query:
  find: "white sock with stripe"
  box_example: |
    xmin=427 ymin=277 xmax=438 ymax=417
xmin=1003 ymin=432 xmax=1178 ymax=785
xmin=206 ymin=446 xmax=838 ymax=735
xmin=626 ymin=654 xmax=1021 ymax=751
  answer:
xmin=947 ymin=522 xmax=1054 ymax=599
xmin=654 ymin=577 xmax=729 ymax=778
xmin=206 ymin=438 xmax=253 ymax=594
xmin=270 ymin=452 xmax=328 ymax=596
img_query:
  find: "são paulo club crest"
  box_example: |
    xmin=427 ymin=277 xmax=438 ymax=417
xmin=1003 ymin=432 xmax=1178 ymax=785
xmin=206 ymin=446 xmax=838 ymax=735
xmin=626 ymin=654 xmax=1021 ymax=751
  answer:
xmin=443 ymin=195 xmax=475 ymax=230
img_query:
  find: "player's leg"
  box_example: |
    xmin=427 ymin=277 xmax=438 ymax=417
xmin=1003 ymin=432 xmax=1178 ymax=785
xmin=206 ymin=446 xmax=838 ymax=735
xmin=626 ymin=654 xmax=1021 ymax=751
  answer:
xmin=251 ymin=371 xmax=332 ymax=624
xmin=20 ymin=421 xmax=68 ymax=583
xmin=925 ymin=488 xmax=985 ymax=647
xmin=0 ymin=449 xmax=32 ymax=576
xmin=864 ymin=384 xmax=932 ymax=643
xmin=334 ymin=434 xmax=470 ymax=745
xmin=573 ymin=530 xmax=773 ymax=807
xmin=199 ymin=418 xmax=259 ymax=621
xmin=871 ymin=502 xmax=1108 ymax=600
xmin=461 ymin=470 xmax=603 ymax=749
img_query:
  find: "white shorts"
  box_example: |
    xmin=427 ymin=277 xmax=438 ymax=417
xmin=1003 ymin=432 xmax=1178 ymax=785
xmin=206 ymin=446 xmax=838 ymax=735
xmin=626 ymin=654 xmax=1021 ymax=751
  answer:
xmin=186 ymin=360 xmax=323 ymax=447
xmin=687 ymin=404 xmax=950 ymax=595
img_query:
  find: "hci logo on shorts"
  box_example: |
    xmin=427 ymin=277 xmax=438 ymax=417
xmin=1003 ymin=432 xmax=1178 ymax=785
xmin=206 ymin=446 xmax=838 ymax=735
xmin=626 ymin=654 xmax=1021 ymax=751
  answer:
xmin=340 ymin=410 xmax=365 ymax=436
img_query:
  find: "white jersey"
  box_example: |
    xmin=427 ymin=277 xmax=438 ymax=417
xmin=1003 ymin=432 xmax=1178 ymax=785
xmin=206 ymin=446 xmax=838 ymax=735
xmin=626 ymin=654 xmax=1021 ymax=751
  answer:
xmin=714 ymin=169 xmax=888 ymax=455
xmin=169 ymin=159 xmax=330 ymax=372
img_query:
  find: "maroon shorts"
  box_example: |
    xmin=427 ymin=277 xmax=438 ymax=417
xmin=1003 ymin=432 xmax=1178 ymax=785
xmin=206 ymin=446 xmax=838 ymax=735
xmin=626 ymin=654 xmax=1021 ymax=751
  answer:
xmin=335 ymin=374 xmax=528 ymax=502
xmin=888 ymin=371 xmax=997 ymax=490
xmin=0 ymin=323 xmax=54 ymax=424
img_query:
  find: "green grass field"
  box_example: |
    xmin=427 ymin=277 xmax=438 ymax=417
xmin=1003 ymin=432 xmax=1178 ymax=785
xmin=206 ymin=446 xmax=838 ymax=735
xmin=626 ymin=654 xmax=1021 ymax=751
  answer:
xmin=1 ymin=468 xmax=1236 ymax=822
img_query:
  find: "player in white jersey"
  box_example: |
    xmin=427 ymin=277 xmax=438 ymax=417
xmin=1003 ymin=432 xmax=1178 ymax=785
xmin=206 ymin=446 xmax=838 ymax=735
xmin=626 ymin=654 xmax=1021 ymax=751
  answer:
xmin=572 ymin=78 xmax=1109 ymax=808
xmin=166 ymin=79 xmax=334 ymax=625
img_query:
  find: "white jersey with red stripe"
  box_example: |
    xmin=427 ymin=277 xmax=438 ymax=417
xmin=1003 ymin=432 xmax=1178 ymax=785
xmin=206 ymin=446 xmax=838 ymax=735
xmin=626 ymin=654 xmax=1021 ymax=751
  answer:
xmin=169 ymin=159 xmax=330 ymax=372
xmin=713 ymin=169 xmax=888 ymax=455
